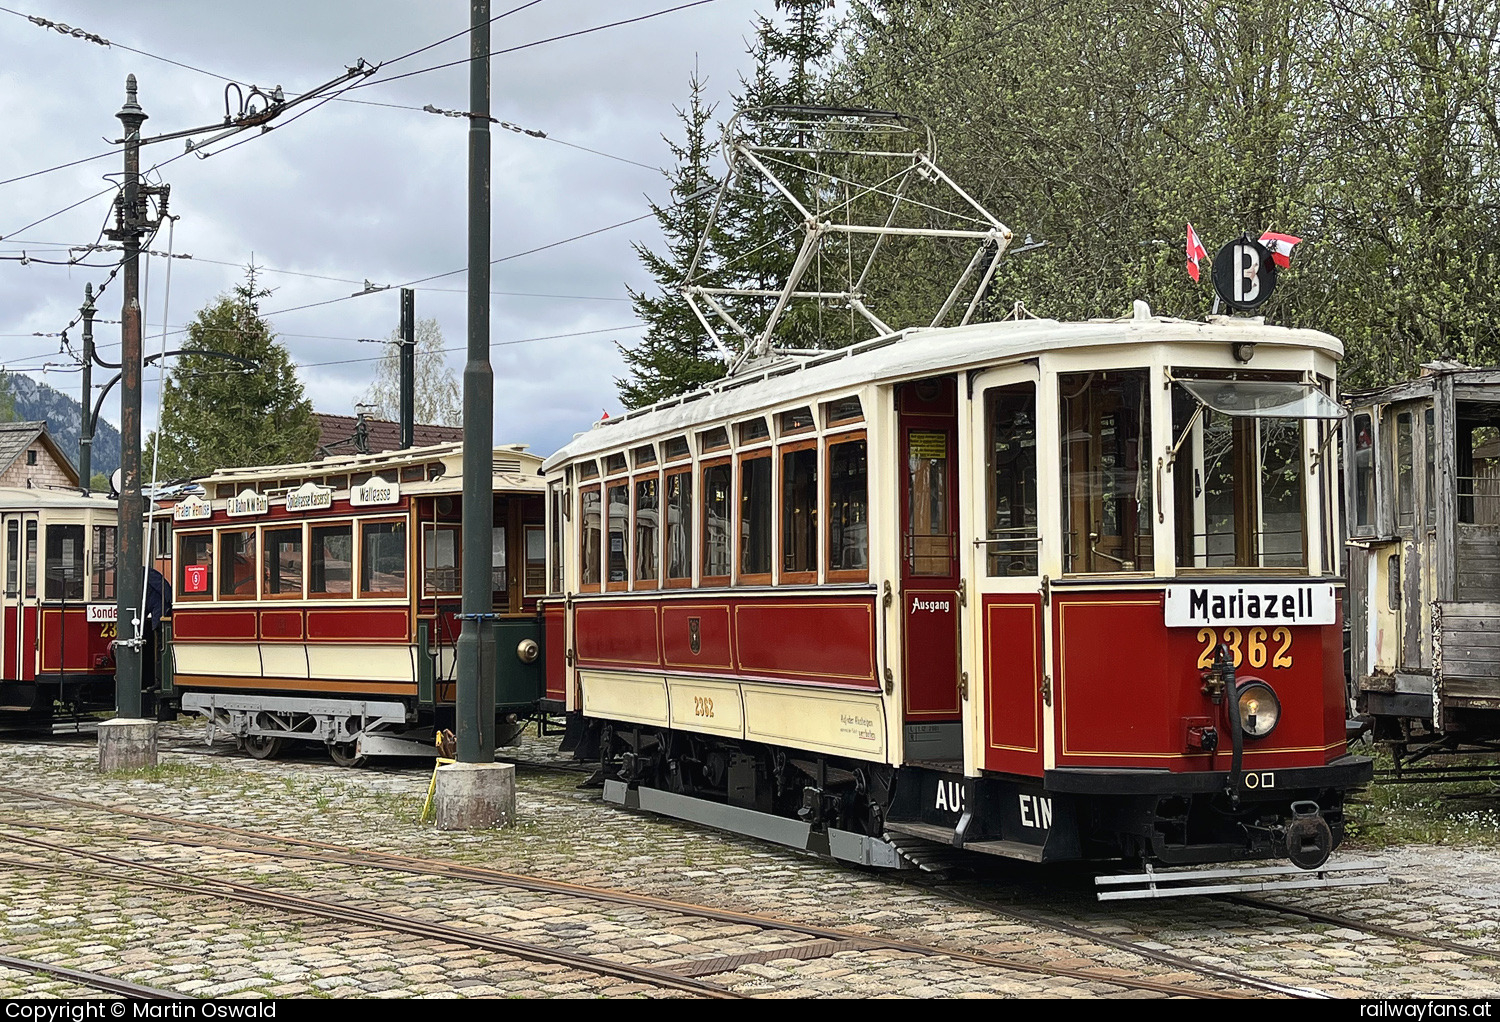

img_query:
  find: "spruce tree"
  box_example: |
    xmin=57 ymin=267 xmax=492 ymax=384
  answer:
xmin=147 ymin=268 xmax=319 ymax=478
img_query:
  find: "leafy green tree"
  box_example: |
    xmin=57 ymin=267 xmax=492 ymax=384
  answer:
xmin=147 ymin=269 xmax=318 ymax=478
xmin=89 ymin=471 xmax=109 ymax=492
xmin=361 ymin=317 xmax=462 ymax=425
xmin=617 ymin=69 xmax=730 ymax=408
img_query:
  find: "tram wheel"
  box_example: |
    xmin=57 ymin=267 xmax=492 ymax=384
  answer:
xmin=327 ymin=741 xmax=367 ymax=768
xmin=243 ymin=735 xmax=283 ymax=760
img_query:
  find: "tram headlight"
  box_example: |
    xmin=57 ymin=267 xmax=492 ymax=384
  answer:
xmin=1236 ymin=680 xmax=1280 ymax=738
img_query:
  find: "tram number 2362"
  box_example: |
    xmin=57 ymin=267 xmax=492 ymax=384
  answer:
xmin=1195 ymin=626 xmax=1293 ymax=670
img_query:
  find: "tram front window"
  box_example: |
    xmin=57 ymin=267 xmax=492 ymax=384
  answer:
xmin=1059 ymin=370 xmax=1152 ymax=574
xmin=1170 ymin=376 xmax=1342 ymax=570
xmin=45 ymin=524 xmax=86 ymax=601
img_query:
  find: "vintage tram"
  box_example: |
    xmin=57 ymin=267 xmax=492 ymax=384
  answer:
xmin=541 ymin=305 xmax=1372 ymax=882
xmin=1344 ymin=365 xmax=1500 ymax=765
xmin=0 ymin=487 xmax=120 ymax=721
xmin=167 ymin=441 xmax=547 ymax=764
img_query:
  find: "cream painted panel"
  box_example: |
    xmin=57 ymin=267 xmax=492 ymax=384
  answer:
xmin=580 ymin=670 xmax=669 ymax=727
xmin=259 ymin=644 xmax=310 ymax=679
xmin=306 ymin=644 xmax=414 ymax=683
xmin=665 ymin=677 xmax=744 ymax=739
xmin=175 ymin=643 xmax=261 ymax=677
xmin=742 ymin=684 xmax=888 ymax=763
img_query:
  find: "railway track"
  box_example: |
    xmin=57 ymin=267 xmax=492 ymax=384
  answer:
xmin=0 ymin=952 xmax=179 ymax=999
xmin=0 ymin=786 xmax=1253 ymax=999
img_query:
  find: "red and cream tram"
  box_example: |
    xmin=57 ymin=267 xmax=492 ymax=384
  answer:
xmin=0 ymin=488 xmax=119 ymax=719
xmin=543 ymin=305 xmax=1372 ymax=881
xmin=168 ymin=442 xmax=546 ymax=764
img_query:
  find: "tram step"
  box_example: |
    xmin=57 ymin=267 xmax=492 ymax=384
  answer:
xmin=884 ymin=821 xmax=1048 ymax=863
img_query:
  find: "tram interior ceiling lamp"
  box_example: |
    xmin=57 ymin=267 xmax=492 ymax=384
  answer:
xmin=1232 ymin=341 xmax=1256 ymax=363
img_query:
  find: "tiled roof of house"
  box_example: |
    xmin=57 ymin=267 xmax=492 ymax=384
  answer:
xmin=313 ymin=413 xmax=464 ymax=457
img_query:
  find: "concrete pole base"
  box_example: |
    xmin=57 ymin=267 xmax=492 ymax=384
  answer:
xmin=433 ymin=761 xmax=515 ymax=831
xmin=97 ymin=718 xmax=158 ymax=771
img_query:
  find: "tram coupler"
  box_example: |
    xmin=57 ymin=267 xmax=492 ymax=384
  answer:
xmin=1282 ymin=800 xmax=1334 ymax=870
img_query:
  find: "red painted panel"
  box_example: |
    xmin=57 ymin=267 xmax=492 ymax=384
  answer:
xmin=38 ymin=609 xmax=115 ymax=673
xmin=1055 ymin=590 xmax=1348 ymax=771
xmin=4 ymin=606 xmax=18 ymax=678
xmin=662 ymin=604 xmax=733 ymax=670
xmin=544 ymin=602 xmax=567 ymax=701
xmin=983 ymin=596 xmax=1043 ymax=776
xmin=172 ymin=609 xmax=258 ymax=641
xmin=575 ymin=604 xmax=661 ymax=667
xmin=260 ymin=610 xmax=304 ymax=640
xmin=902 ymin=587 xmax=960 ymax=719
xmin=306 ymin=609 xmax=410 ymax=642
xmin=735 ymin=600 xmax=876 ymax=684
xmin=22 ymin=607 xmax=35 ymax=680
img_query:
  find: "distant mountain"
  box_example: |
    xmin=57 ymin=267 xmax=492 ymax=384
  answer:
xmin=0 ymin=372 xmax=120 ymax=480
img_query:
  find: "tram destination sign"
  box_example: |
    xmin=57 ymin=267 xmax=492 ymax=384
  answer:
xmin=1165 ymin=583 xmax=1335 ymax=628
xmin=285 ymin=482 xmax=333 ymax=512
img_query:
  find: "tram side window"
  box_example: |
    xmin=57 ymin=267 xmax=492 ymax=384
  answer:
xmin=606 ymin=483 xmax=628 ymax=588
xmin=1425 ymin=407 xmax=1437 ymax=525
xmin=309 ymin=523 xmax=353 ymax=596
xmin=264 ymin=526 xmax=304 ymax=598
xmin=580 ymin=487 xmax=602 ymax=589
xmin=218 ymin=529 xmax=257 ymax=599
xmin=828 ymin=438 xmax=868 ymax=578
xmin=1353 ymin=412 xmax=1376 ymax=531
xmin=548 ymin=484 xmax=565 ymax=594
xmin=91 ymin=525 xmax=116 ymax=600
xmin=6 ymin=521 xmax=18 ymax=596
xmin=702 ymin=462 xmax=732 ymax=583
xmin=362 ymin=521 xmax=407 ymax=595
xmin=177 ymin=531 xmax=213 ymax=598
xmin=525 ymin=525 xmax=546 ymax=596
xmin=1060 ymin=370 xmax=1152 ymax=574
xmin=984 ymin=384 xmax=1039 ymax=576
xmin=634 ymin=476 xmax=659 ymax=587
xmin=45 ymin=524 xmax=86 ymax=601
xmin=1396 ymin=411 xmax=1415 ymax=522
xmin=24 ymin=521 xmax=37 ymax=599
xmin=423 ymin=524 xmax=460 ymax=594
xmin=740 ymin=453 xmax=773 ymax=580
xmin=781 ymin=445 xmax=817 ymax=580
xmin=664 ymin=470 xmax=692 ymax=585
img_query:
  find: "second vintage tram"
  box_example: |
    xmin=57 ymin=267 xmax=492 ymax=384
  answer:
xmin=168 ymin=441 xmax=547 ymax=764
xmin=542 ymin=304 xmax=1373 ymax=881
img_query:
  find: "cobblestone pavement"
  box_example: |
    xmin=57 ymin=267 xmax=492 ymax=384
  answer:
xmin=0 ymin=721 xmax=1493 ymax=999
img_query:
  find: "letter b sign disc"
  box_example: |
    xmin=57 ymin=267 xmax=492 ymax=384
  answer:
xmin=1211 ymin=237 xmax=1277 ymax=311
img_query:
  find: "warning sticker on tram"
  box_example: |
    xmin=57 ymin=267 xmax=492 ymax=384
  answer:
xmin=1164 ymin=583 xmax=1335 ymax=628
xmin=909 ymin=432 xmax=947 ymax=459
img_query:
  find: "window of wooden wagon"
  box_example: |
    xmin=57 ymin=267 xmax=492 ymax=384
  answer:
xmin=309 ymin=522 xmax=354 ymax=596
xmin=177 ymin=530 xmax=213 ymax=600
xmin=360 ymin=519 xmax=407 ymax=596
xmin=263 ymin=525 xmax=304 ymax=599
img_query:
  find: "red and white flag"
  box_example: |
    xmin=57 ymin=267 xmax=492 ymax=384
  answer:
xmin=1185 ymin=223 xmax=1208 ymax=281
xmin=1258 ymin=231 xmax=1302 ymax=269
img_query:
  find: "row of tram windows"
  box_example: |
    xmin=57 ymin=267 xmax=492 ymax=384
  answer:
xmin=575 ymin=400 xmax=869 ymax=591
xmin=175 ymin=518 xmax=546 ymax=603
xmin=1350 ymin=401 xmax=1500 ymax=530
xmin=2 ymin=522 xmax=116 ymax=602
xmin=998 ymin=369 xmax=1327 ymax=578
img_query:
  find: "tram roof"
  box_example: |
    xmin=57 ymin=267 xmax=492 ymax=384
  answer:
xmin=189 ymin=441 xmax=544 ymax=494
xmin=0 ymin=486 xmax=114 ymax=511
xmin=544 ymin=311 xmax=1344 ymax=471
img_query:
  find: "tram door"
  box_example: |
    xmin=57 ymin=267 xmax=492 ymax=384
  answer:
xmin=968 ymin=366 xmax=1045 ymax=776
xmin=0 ymin=514 xmax=39 ymax=687
xmin=897 ymin=376 xmax=962 ymax=763
xmin=1386 ymin=400 xmax=1438 ymax=671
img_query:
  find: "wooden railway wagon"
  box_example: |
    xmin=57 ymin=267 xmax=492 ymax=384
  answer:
xmin=168 ymin=442 xmax=547 ymax=764
xmin=0 ymin=488 xmax=119 ymax=719
xmin=1344 ymin=365 xmax=1500 ymax=762
xmin=542 ymin=305 xmax=1373 ymax=880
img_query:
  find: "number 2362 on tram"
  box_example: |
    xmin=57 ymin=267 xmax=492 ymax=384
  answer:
xmin=541 ymin=302 xmax=1372 ymax=884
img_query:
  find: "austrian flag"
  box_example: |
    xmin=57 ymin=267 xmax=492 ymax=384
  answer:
xmin=1258 ymin=231 xmax=1302 ymax=269
xmin=1185 ymin=223 xmax=1208 ymax=282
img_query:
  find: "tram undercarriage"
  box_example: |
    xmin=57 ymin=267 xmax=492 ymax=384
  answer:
xmin=576 ymin=717 xmax=1368 ymax=879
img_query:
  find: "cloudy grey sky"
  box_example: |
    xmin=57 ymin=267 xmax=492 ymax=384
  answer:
xmin=0 ymin=0 xmax=772 ymax=462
